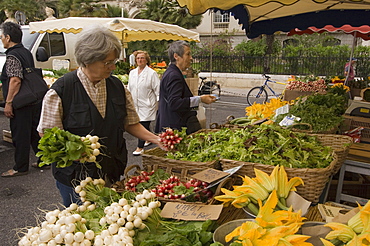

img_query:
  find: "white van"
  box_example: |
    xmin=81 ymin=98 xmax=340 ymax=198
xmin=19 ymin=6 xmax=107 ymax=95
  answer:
xmin=0 ymin=25 xmax=78 ymax=71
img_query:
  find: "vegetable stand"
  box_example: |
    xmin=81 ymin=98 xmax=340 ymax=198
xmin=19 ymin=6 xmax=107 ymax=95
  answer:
xmin=112 ymin=161 xmax=249 ymax=226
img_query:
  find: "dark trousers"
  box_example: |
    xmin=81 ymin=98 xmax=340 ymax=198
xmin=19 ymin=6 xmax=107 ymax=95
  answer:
xmin=56 ymin=180 xmax=80 ymax=207
xmin=138 ymin=121 xmax=151 ymax=148
xmin=10 ymin=102 xmax=41 ymax=172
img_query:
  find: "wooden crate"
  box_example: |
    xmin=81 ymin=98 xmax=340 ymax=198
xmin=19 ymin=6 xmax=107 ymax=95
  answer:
xmin=347 ymin=143 xmax=370 ymax=164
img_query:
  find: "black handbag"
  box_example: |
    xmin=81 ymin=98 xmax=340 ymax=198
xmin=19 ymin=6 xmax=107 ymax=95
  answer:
xmin=12 ymin=67 xmax=49 ymax=109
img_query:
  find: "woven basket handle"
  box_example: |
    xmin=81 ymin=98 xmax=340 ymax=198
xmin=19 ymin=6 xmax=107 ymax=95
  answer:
xmin=210 ymin=122 xmax=219 ymax=129
xmin=291 ymin=122 xmax=313 ymax=131
xmin=226 ymin=115 xmax=235 ymax=123
xmin=123 ymin=164 xmax=142 ymax=180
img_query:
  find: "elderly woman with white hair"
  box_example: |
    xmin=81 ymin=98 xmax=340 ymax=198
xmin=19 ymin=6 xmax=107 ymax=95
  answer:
xmin=37 ymin=25 xmax=161 ymax=206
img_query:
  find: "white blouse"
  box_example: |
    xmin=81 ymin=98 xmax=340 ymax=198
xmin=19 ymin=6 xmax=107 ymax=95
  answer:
xmin=127 ymin=65 xmax=160 ymax=121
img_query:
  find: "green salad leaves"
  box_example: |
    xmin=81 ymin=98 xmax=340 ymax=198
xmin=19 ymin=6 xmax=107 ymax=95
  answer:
xmin=167 ymin=125 xmax=334 ymax=169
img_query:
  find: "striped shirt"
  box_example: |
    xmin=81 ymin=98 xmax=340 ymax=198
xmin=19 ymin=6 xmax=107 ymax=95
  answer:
xmin=37 ymin=68 xmax=139 ymax=133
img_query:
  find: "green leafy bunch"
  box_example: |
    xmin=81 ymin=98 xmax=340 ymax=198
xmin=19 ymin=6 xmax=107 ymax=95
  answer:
xmin=167 ymin=125 xmax=334 ymax=169
xmin=275 ymin=92 xmax=347 ymax=132
xmin=36 ymin=127 xmax=93 ymax=168
xmin=134 ymin=217 xmax=216 ymax=246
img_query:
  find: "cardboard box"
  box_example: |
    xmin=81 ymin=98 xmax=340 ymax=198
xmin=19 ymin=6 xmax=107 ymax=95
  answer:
xmin=283 ymin=89 xmax=315 ymax=101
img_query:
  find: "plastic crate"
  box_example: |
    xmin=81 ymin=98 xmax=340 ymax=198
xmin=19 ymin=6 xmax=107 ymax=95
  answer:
xmin=341 ymin=115 xmax=370 ymax=143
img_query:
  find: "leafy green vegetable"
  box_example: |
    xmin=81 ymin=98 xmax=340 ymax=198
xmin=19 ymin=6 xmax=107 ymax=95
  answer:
xmin=275 ymin=92 xmax=347 ymax=132
xmin=166 ymin=125 xmax=334 ymax=169
xmin=36 ymin=127 xmax=100 ymax=168
xmin=134 ymin=216 xmax=217 ymax=246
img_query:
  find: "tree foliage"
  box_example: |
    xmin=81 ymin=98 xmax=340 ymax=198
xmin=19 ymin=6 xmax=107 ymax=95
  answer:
xmin=57 ymin=0 xmax=127 ymax=18
xmin=138 ymin=0 xmax=202 ymax=30
xmin=128 ymin=0 xmax=202 ymax=56
xmin=0 ymin=0 xmax=44 ymax=23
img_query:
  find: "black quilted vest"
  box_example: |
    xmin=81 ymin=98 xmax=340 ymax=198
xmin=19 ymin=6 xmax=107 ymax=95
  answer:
xmin=51 ymin=70 xmax=128 ymax=186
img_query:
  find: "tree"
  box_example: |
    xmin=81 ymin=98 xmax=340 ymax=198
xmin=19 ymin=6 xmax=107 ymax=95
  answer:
xmin=138 ymin=0 xmax=202 ymax=30
xmin=129 ymin=0 xmax=202 ymax=56
xmin=57 ymin=0 xmax=127 ymax=18
xmin=0 ymin=0 xmax=44 ymax=23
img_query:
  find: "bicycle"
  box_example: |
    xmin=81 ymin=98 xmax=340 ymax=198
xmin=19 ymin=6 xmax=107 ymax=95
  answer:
xmin=246 ymin=74 xmax=287 ymax=105
xmin=198 ymin=77 xmax=221 ymax=99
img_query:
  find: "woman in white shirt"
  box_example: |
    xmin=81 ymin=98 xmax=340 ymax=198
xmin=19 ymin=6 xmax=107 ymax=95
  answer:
xmin=128 ymin=50 xmax=160 ymax=155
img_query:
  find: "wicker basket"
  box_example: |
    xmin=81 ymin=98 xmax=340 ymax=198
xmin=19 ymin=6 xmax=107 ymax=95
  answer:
xmin=141 ymin=147 xmax=220 ymax=178
xmin=310 ymin=134 xmax=353 ymax=175
xmin=288 ymin=123 xmax=339 ymax=134
xmin=112 ymin=164 xmax=244 ymax=225
xmin=220 ymin=152 xmax=338 ymax=203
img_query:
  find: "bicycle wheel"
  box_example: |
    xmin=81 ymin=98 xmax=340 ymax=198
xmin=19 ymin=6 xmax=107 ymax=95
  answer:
xmin=246 ymin=86 xmax=268 ymax=105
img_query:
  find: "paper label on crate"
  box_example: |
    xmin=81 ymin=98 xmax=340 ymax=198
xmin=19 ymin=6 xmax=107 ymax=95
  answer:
xmin=360 ymin=108 xmax=370 ymax=113
xmin=278 ymin=115 xmax=301 ymax=126
xmin=161 ymin=202 xmax=223 ymax=220
xmin=275 ymin=104 xmax=290 ymax=117
xmin=191 ymin=168 xmax=229 ymax=183
xmin=318 ymin=204 xmax=354 ymax=223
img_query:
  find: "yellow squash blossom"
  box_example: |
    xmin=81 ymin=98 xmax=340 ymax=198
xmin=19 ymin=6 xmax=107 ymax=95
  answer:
xmin=320 ymin=238 xmax=336 ymax=246
xmin=277 ymin=166 xmax=304 ymax=199
xmin=225 ymin=190 xmax=312 ymax=246
xmin=324 ymin=200 xmax=370 ymax=245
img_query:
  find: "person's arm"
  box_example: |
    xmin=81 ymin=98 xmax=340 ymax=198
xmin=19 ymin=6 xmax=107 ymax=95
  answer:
xmin=126 ymin=123 xmax=160 ymax=146
xmin=3 ymin=55 xmax=23 ymax=118
xmin=151 ymin=69 xmax=160 ymax=101
xmin=37 ymin=89 xmax=64 ymax=136
xmin=4 ymin=76 xmax=21 ymax=118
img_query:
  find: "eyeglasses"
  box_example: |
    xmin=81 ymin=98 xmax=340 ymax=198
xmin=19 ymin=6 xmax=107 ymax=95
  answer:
xmin=103 ymin=58 xmax=119 ymax=67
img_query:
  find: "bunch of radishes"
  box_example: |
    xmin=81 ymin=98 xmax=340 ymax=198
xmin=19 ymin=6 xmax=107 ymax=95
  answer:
xmin=124 ymin=171 xmax=154 ymax=192
xmin=96 ymin=190 xmax=159 ymax=245
xmin=158 ymin=128 xmax=183 ymax=150
xmin=152 ymin=176 xmax=212 ymax=201
xmin=286 ymin=79 xmax=327 ymax=93
xmin=183 ymin=179 xmax=214 ymax=202
xmin=153 ymin=175 xmax=183 ymax=199
xmin=80 ymin=134 xmax=103 ymax=164
xmin=124 ymin=170 xmax=214 ymax=202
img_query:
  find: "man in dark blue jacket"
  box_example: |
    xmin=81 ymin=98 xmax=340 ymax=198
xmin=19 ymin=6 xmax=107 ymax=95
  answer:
xmin=155 ymin=41 xmax=216 ymax=134
xmin=0 ymin=22 xmax=41 ymax=177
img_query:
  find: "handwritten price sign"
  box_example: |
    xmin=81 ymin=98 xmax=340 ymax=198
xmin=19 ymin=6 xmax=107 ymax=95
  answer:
xmin=160 ymin=202 xmax=223 ymax=220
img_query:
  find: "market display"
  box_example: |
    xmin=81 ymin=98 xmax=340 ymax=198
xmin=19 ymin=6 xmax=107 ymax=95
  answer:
xmin=213 ymin=190 xmax=312 ymax=246
xmin=167 ymin=125 xmax=334 ymax=168
xmin=276 ymin=84 xmax=349 ymax=133
xmin=18 ymin=177 xmax=217 ymax=246
xmin=214 ymin=165 xmax=303 ymax=215
xmin=16 ymin=72 xmax=368 ymax=246
xmin=122 ymin=168 xmax=213 ymax=202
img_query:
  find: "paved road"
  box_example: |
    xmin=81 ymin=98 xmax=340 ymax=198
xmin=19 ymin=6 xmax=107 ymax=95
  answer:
xmin=0 ymin=94 xmax=248 ymax=245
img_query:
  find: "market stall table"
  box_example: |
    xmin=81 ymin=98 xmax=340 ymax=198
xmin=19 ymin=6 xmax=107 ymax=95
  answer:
xmin=335 ymin=143 xmax=370 ymax=205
